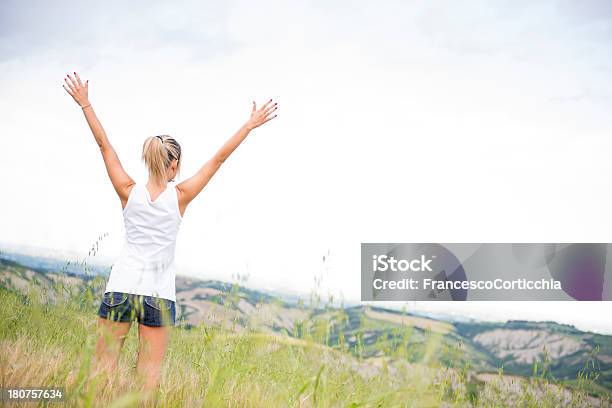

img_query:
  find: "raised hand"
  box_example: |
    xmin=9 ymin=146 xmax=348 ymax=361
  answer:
xmin=62 ymin=72 xmax=90 ymax=108
xmin=245 ymin=98 xmax=278 ymax=130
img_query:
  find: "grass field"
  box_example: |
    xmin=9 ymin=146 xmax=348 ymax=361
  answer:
xmin=0 ymin=273 xmax=609 ymax=407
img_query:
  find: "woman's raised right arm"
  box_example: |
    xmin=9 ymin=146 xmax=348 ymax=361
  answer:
xmin=176 ymin=99 xmax=278 ymax=215
xmin=63 ymin=72 xmax=135 ymax=209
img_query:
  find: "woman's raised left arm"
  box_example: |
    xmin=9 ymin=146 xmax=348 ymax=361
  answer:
xmin=63 ymin=72 xmax=135 ymax=208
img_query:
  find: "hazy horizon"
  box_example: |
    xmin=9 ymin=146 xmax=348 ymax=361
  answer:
xmin=2 ymin=1 xmax=612 ymax=336
xmin=2 ymin=240 xmax=611 ymax=336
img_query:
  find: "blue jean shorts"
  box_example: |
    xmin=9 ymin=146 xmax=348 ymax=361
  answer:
xmin=98 ymin=291 xmax=176 ymax=327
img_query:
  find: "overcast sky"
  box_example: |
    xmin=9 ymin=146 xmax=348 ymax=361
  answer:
xmin=1 ymin=0 xmax=612 ymax=333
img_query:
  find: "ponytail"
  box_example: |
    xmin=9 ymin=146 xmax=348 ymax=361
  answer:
xmin=142 ymin=135 xmax=182 ymax=182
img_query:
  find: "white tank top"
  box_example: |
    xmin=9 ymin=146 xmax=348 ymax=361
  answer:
xmin=104 ymin=182 xmax=182 ymax=301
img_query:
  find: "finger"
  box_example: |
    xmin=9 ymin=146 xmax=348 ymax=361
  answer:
xmin=252 ymin=100 xmax=256 ymax=113
xmin=62 ymin=84 xmax=75 ymax=97
xmin=66 ymin=74 xmax=78 ymax=89
xmin=262 ymin=103 xmax=278 ymax=117
xmin=261 ymin=106 xmax=278 ymax=120
xmin=64 ymin=77 xmax=77 ymax=93
xmin=73 ymin=71 xmax=83 ymax=87
xmin=65 ymin=75 xmax=77 ymax=91
xmin=259 ymin=98 xmax=273 ymax=112
xmin=86 ymin=79 xmax=89 ymax=88
xmin=261 ymin=114 xmax=278 ymax=125
xmin=259 ymin=98 xmax=273 ymax=111
xmin=64 ymin=78 xmax=77 ymax=93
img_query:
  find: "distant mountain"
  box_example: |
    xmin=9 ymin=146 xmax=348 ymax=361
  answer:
xmin=0 ymin=244 xmax=111 ymax=276
xmin=0 ymin=253 xmax=610 ymax=396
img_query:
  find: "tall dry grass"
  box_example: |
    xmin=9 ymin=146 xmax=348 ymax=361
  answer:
xmin=0 ymin=263 xmax=609 ymax=407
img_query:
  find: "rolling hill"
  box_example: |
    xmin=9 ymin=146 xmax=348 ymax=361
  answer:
xmin=0 ymin=252 xmax=610 ymax=399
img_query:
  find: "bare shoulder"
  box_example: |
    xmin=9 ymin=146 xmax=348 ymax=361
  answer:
xmin=124 ymin=181 xmax=137 ymax=196
xmin=175 ymin=183 xmax=186 ymax=202
xmin=175 ymin=184 xmax=188 ymax=218
xmin=120 ymin=181 xmax=137 ymax=210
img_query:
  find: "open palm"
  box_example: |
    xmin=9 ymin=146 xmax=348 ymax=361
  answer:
xmin=245 ymin=99 xmax=278 ymax=130
xmin=62 ymin=72 xmax=90 ymax=108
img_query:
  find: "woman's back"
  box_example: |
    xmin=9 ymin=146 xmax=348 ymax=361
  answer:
xmin=105 ymin=182 xmax=183 ymax=301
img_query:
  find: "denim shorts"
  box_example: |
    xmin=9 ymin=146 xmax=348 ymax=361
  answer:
xmin=98 ymin=291 xmax=176 ymax=327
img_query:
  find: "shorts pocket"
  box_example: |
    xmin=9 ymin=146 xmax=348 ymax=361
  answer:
xmin=102 ymin=291 xmax=129 ymax=307
xmin=144 ymin=296 xmax=173 ymax=311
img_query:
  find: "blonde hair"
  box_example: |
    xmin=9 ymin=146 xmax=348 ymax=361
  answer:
xmin=142 ymin=135 xmax=182 ymax=182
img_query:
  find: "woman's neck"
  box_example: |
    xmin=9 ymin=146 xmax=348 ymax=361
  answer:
xmin=147 ymin=177 xmax=168 ymax=191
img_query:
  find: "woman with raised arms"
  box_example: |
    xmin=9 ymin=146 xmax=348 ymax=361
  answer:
xmin=62 ymin=71 xmax=278 ymax=397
